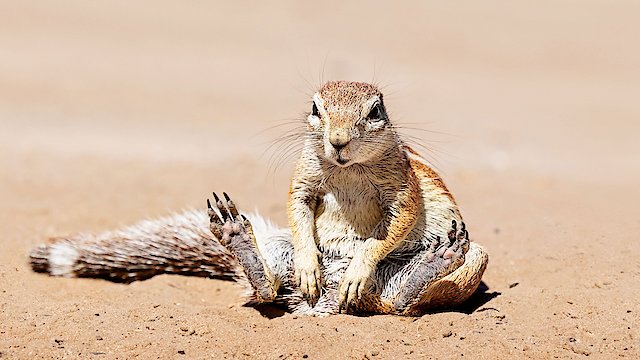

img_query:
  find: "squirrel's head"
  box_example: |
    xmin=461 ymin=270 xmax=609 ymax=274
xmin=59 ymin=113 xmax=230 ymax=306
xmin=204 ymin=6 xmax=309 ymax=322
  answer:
xmin=307 ymin=81 xmax=397 ymax=167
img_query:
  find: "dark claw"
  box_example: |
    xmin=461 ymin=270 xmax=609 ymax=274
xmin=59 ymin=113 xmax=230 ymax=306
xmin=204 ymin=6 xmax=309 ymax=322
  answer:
xmin=224 ymin=192 xmax=240 ymax=219
xmin=207 ymin=198 xmax=224 ymax=238
xmin=207 ymin=199 xmax=221 ymax=223
xmin=213 ymin=192 xmax=230 ymax=221
xmin=347 ymin=292 xmax=356 ymax=313
xmin=341 ymin=283 xmax=351 ymax=314
xmin=240 ymin=214 xmax=251 ymax=228
xmin=206 ymin=198 xmax=214 ymax=217
xmin=428 ymin=236 xmax=440 ymax=253
xmin=447 ymin=230 xmax=456 ymax=246
xmin=207 ymin=199 xmax=214 ymax=218
xmin=349 ymin=282 xmax=357 ymax=313
xmin=451 ymin=219 xmax=457 ymax=231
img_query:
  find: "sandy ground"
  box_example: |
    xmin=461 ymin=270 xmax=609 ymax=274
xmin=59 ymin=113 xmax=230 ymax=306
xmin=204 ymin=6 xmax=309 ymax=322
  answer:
xmin=1 ymin=1 xmax=639 ymax=359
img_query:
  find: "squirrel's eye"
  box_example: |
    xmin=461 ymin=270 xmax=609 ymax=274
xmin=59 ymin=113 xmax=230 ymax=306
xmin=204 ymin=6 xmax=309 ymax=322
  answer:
xmin=312 ymin=103 xmax=320 ymax=117
xmin=367 ymin=104 xmax=382 ymax=120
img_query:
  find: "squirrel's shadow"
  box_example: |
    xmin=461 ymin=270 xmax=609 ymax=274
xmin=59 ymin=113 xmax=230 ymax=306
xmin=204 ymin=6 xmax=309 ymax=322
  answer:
xmin=431 ymin=281 xmax=501 ymax=315
xmin=251 ymin=281 xmax=500 ymax=319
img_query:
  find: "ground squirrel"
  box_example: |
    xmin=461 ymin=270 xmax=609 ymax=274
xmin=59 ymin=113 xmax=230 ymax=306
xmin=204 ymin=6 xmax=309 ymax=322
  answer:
xmin=30 ymin=81 xmax=488 ymax=316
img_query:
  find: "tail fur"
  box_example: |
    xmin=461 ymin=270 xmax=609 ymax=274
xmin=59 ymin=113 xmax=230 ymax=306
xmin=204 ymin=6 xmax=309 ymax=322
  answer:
xmin=29 ymin=210 xmax=250 ymax=283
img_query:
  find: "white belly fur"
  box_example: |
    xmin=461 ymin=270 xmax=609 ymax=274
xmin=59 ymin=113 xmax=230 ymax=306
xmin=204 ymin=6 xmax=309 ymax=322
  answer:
xmin=314 ymin=169 xmax=383 ymax=258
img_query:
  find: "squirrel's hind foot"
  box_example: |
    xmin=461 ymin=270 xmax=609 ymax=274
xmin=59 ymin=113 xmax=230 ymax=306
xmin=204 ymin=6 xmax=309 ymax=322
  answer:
xmin=441 ymin=220 xmax=470 ymax=267
xmin=208 ymin=192 xmax=277 ymax=302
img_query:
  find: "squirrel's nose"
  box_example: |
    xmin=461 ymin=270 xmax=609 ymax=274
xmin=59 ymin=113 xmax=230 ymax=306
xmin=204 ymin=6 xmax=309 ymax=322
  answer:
xmin=329 ymin=130 xmax=350 ymax=151
xmin=331 ymin=141 xmax=348 ymax=151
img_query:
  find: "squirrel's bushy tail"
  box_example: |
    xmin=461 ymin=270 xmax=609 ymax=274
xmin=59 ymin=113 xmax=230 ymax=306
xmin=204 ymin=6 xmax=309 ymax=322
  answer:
xmin=29 ymin=210 xmax=245 ymax=283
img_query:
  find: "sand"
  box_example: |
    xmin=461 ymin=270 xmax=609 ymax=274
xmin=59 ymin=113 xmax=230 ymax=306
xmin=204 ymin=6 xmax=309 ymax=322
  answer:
xmin=1 ymin=1 xmax=639 ymax=359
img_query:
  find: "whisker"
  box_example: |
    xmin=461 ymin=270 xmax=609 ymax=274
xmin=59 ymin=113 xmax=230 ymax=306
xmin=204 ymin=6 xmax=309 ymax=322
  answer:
xmin=259 ymin=118 xmax=310 ymax=176
xmin=267 ymin=143 xmax=303 ymax=177
xmin=296 ymin=69 xmax=317 ymax=97
xmin=257 ymin=121 xmax=306 ymax=135
xmin=263 ymin=131 xmax=306 ymax=158
xmin=392 ymin=125 xmax=456 ymax=138
xmin=396 ymin=133 xmax=454 ymax=158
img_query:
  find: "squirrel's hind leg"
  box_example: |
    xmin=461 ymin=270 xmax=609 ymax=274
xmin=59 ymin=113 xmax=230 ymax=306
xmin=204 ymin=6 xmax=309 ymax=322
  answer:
xmin=404 ymin=242 xmax=488 ymax=315
xmin=376 ymin=221 xmax=487 ymax=315
xmin=208 ymin=193 xmax=322 ymax=314
xmin=208 ymin=193 xmax=280 ymax=302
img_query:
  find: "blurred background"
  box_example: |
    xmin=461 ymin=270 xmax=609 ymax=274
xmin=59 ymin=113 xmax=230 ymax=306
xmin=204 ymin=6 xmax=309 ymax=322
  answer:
xmin=3 ymin=1 xmax=639 ymax=190
xmin=2 ymin=1 xmax=640 ymax=358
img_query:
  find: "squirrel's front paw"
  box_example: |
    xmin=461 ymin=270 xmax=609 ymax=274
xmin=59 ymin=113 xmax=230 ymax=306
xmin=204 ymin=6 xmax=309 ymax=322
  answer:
xmin=338 ymin=259 xmax=373 ymax=314
xmin=294 ymin=251 xmax=323 ymax=305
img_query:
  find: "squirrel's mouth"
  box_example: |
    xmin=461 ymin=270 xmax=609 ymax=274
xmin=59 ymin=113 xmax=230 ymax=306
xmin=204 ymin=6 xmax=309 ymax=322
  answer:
xmin=336 ymin=156 xmax=350 ymax=166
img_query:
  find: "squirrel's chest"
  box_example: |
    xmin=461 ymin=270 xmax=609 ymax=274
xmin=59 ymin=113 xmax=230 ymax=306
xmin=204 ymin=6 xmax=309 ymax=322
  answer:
xmin=314 ymin=172 xmax=383 ymax=255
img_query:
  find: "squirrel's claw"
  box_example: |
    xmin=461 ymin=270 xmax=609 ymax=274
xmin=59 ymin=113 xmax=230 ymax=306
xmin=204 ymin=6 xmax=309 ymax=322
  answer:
xmin=223 ymin=192 xmax=240 ymax=219
xmin=213 ymin=192 xmax=231 ymax=221
xmin=207 ymin=197 xmax=224 ymax=239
